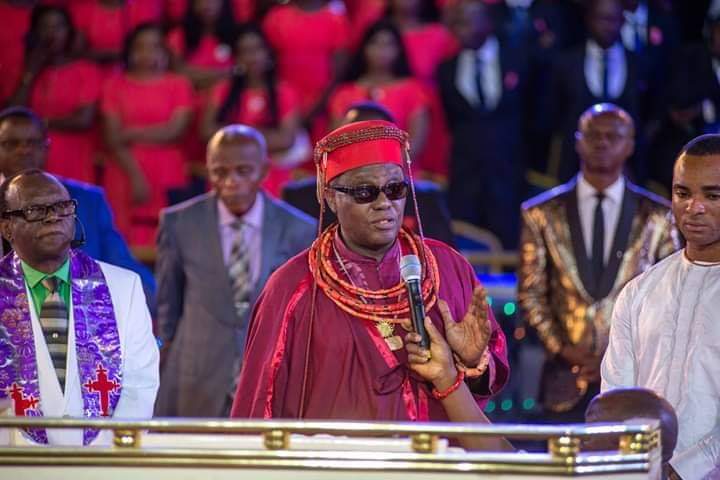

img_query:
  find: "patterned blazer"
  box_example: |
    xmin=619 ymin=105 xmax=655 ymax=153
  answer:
xmin=518 ymin=176 xmax=681 ymax=411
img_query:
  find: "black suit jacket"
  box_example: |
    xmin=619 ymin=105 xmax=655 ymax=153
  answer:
xmin=549 ymin=44 xmax=640 ymax=182
xmin=437 ymin=41 xmax=529 ymax=247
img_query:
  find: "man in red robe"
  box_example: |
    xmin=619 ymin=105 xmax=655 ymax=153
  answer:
xmin=230 ymin=120 xmax=508 ymax=421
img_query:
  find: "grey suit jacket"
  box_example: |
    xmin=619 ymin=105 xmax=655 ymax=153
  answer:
xmin=154 ymin=191 xmax=316 ymax=417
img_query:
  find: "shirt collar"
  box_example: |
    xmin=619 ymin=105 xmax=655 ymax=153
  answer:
xmin=577 ymin=173 xmax=625 ymax=204
xmin=624 ymin=2 xmax=648 ymax=24
xmin=21 ymin=257 xmax=70 ymax=289
xmin=474 ymin=35 xmax=499 ymax=62
xmin=587 ymin=39 xmax=624 ymax=57
xmin=217 ymin=192 xmax=264 ymax=230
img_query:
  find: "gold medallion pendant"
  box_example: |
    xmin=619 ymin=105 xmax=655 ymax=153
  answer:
xmin=377 ymin=321 xmax=403 ymax=351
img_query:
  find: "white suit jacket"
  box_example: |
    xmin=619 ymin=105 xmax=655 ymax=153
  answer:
xmin=1 ymin=261 xmax=160 ymax=446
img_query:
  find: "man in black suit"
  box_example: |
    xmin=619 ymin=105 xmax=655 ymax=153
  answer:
xmin=438 ymin=0 xmax=528 ymax=249
xmin=549 ymin=0 xmax=642 ymax=184
xmin=650 ymin=14 xmax=720 ymax=190
xmin=621 ymin=0 xmax=679 ymax=151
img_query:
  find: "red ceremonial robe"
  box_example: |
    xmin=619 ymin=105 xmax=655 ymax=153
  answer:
xmin=230 ymin=235 xmax=509 ymax=420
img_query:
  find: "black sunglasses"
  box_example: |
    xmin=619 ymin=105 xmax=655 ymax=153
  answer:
xmin=2 ymin=199 xmax=77 ymax=223
xmin=330 ymin=181 xmax=409 ymax=204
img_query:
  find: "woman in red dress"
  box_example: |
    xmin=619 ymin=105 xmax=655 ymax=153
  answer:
xmin=328 ymin=20 xmax=430 ymax=170
xmin=201 ymin=24 xmax=304 ymax=197
xmin=166 ymin=0 xmax=237 ymax=171
xmin=8 ymin=5 xmax=102 ymax=184
xmin=386 ymin=0 xmax=458 ymax=179
xmin=70 ymin=0 xmax=163 ymax=68
xmin=261 ymin=0 xmax=350 ymax=143
xmin=101 ymin=23 xmax=193 ymax=247
xmin=0 ymin=1 xmax=34 ymax=105
xmin=166 ymin=0 xmax=235 ymax=90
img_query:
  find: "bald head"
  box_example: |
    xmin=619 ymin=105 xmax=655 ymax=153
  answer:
xmin=575 ymin=103 xmax=635 ymax=179
xmin=585 ymin=388 xmax=678 ymax=463
xmin=578 ymin=103 xmax=635 ymax=136
xmin=207 ymin=124 xmax=268 ymax=159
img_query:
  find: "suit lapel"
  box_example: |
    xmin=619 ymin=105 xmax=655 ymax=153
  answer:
xmin=564 ymin=180 xmax=596 ymax=296
xmin=201 ymin=194 xmax=235 ymax=302
xmin=596 ymin=184 xmax=638 ymax=298
xmin=251 ymin=194 xmax=285 ymax=304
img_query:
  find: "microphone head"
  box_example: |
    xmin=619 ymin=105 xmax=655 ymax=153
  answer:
xmin=400 ymin=254 xmax=422 ymax=282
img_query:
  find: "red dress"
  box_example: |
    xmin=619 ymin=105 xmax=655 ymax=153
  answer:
xmin=166 ymin=28 xmax=233 ymax=71
xmin=101 ymin=72 xmax=193 ymax=247
xmin=166 ymin=28 xmax=234 ymax=168
xmin=29 ymin=60 xmax=102 ymax=184
xmin=262 ymin=3 xmax=350 ymax=115
xmin=209 ymin=80 xmax=301 ymax=197
xmin=0 ymin=3 xmax=31 ymax=105
xmin=70 ymin=1 xmax=163 ymax=59
xmin=230 ymin=236 xmax=509 ymax=419
xmin=402 ymin=23 xmax=459 ymax=177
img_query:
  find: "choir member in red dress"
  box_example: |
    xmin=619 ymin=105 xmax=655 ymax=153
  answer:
xmin=101 ymin=23 xmax=193 ymax=247
xmin=166 ymin=0 xmax=235 ymax=90
xmin=0 ymin=0 xmax=33 ymax=105
xmin=70 ymin=0 xmax=163 ymax=69
xmin=201 ymin=24 xmax=305 ymax=197
xmin=386 ymin=0 xmax=459 ymax=179
xmin=8 ymin=5 xmax=102 ymax=184
xmin=261 ymin=0 xmax=350 ymax=144
xmin=230 ymin=120 xmax=509 ymax=421
xmin=328 ymin=20 xmax=430 ymax=173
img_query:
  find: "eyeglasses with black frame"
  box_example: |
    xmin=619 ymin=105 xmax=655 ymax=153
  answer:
xmin=329 ymin=181 xmax=409 ymax=204
xmin=2 ymin=199 xmax=77 ymax=223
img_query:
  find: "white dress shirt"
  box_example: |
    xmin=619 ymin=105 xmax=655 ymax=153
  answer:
xmin=585 ymin=40 xmax=627 ymax=99
xmin=217 ymin=193 xmax=264 ymax=288
xmin=576 ymin=174 xmax=625 ymax=264
xmin=602 ymin=251 xmax=720 ymax=479
xmin=1 ymin=262 xmax=160 ymax=446
xmin=621 ymin=2 xmax=648 ymax=52
xmin=455 ymin=36 xmax=502 ymax=110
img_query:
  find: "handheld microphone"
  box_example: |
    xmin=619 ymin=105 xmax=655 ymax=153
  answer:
xmin=70 ymin=215 xmax=86 ymax=249
xmin=400 ymin=254 xmax=429 ymax=349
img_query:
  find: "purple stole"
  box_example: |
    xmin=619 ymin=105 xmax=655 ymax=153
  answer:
xmin=0 ymin=250 xmax=122 ymax=445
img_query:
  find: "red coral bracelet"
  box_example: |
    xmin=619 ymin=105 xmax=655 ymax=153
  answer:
xmin=431 ymin=370 xmax=466 ymax=400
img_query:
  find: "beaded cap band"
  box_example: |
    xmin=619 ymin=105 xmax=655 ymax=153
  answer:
xmin=314 ymin=121 xmax=411 ymax=202
xmin=313 ymin=123 xmax=409 ymax=164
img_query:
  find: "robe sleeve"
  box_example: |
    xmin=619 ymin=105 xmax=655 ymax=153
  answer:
xmin=435 ymin=240 xmax=509 ymax=401
xmin=670 ymin=425 xmax=720 ymax=480
xmin=467 ymin=305 xmax=510 ymax=403
xmin=600 ymin=279 xmax=638 ymax=391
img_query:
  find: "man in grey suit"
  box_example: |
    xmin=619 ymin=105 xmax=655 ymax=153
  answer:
xmin=155 ymin=125 xmax=316 ymax=417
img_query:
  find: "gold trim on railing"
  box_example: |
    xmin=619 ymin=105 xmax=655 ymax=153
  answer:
xmin=0 ymin=418 xmax=661 ymax=475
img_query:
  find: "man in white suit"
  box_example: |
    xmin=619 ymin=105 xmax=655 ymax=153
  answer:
xmin=0 ymin=170 xmax=159 ymax=446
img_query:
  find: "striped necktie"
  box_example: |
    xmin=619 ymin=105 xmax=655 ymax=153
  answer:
xmin=40 ymin=277 xmax=69 ymax=393
xmin=228 ymin=220 xmax=252 ymax=319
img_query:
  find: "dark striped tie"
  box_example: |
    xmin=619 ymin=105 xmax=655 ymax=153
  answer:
xmin=40 ymin=277 xmax=68 ymax=392
xmin=228 ymin=221 xmax=252 ymax=319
